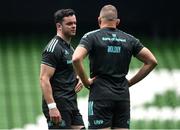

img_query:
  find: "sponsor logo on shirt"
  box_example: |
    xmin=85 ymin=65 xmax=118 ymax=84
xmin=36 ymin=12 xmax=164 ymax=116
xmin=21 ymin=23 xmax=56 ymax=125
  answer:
xmin=102 ymin=34 xmax=126 ymax=42
xmin=66 ymin=60 xmax=72 ymax=64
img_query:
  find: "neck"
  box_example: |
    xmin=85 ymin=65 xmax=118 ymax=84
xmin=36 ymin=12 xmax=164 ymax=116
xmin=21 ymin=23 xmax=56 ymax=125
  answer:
xmin=57 ymin=31 xmax=71 ymax=43
xmin=100 ymin=21 xmax=117 ymax=29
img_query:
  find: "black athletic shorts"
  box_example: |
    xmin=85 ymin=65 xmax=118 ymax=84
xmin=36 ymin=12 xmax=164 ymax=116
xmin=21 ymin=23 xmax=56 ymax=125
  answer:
xmin=43 ymin=99 xmax=84 ymax=129
xmin=88 ymin=100 xmax=130 ymax=129
xmin=44 ymin=109 xmax=84 ymax=129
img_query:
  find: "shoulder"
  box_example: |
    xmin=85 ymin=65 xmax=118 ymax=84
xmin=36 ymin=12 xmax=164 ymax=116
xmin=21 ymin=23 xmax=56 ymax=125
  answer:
xmin=119 ymin=30 xmax=139 ymax=41
xmin=115 ymin=30 xmax=141 ymax=45
xmin=44 ymin=36 xmax=62 ymax=53
xmin=82 ymin=29 xmax=100 ymax=38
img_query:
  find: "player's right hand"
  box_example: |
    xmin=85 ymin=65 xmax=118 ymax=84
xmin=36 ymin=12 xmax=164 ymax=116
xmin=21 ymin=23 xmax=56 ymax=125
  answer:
xmin=49 ymin=108 xmax=62 ymax=125
xmin=88 ymin=76 xmax=96 ymax=85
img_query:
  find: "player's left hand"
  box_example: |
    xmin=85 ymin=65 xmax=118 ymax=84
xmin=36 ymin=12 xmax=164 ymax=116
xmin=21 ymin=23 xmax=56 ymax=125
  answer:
xmin=75 ymin=78 xmax=83 ymax=93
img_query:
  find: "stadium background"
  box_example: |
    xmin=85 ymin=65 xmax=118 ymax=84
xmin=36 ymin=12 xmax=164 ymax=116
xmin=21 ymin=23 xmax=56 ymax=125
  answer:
xmin=0 ymin=0 xmax=180 ymax=129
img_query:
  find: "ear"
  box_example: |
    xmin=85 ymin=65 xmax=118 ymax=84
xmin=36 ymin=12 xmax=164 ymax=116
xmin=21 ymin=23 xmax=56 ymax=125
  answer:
xmin=98 ymin=17 xmax=101 ymax=26
xmin=116 ymin=19 xmax=120 ymax=26
xmin=56 ymin=23 xmax=62 ymax=29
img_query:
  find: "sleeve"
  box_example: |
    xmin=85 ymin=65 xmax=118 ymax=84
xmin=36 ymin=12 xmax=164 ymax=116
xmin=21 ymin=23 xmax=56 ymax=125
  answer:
xmin=78 ymin=33 xmax=93 ymax=52
xmin=132 ymin=38 xmax=144 ymax=57
xmin=41 ymin=46 xmax=62 ymax=68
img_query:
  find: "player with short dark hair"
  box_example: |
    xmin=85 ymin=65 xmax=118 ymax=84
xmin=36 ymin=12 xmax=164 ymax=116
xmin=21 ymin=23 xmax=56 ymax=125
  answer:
xmin=72 ymin=5 xmax=157 ymax=130
xmin=54 ymin=9 xmax=75 ymax=23
xmin=40 ymin=9 xmax=84 ymax=129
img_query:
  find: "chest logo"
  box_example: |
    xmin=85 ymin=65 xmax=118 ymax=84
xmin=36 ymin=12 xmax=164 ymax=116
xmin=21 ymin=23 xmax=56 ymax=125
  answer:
xmin=65 ymin=50 xmax=69 ymax=55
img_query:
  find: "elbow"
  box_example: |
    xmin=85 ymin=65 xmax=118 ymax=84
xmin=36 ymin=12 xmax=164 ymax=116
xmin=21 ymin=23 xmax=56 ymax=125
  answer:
xmin=144 ymin=58 xmax=158 ymax=69
xmin=40 ymin=76 xmax=47 ymax=89
xmin=150 ymin=58 xmax=158 ymax=68
xmin=39 ymin=76 xmax=44 ymax=88
xmin=72 ymin=55 xmax=81 ymax=64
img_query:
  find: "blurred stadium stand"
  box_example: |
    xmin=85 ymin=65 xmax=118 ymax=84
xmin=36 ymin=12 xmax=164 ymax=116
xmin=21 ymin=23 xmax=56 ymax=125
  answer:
xmin=0 ymin=0 xmax=179 ymax=37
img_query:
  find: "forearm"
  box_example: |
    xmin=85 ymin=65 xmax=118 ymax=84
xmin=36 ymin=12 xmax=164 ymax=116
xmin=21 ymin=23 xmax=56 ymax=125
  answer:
xmin=73 ymin=60 xmax=89 ymax=86
xmin=40 ymin=79 xmax=55 ymax=104
xmin=129 ymin=63 xmax=156 ymax=87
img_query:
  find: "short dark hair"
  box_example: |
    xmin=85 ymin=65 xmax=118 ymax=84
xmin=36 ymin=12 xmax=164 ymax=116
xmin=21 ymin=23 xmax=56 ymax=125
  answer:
xmin=54 ymin=9 xmax=75 ymax=23
xmin=100 ymin=5 xmax=118 ymax=21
